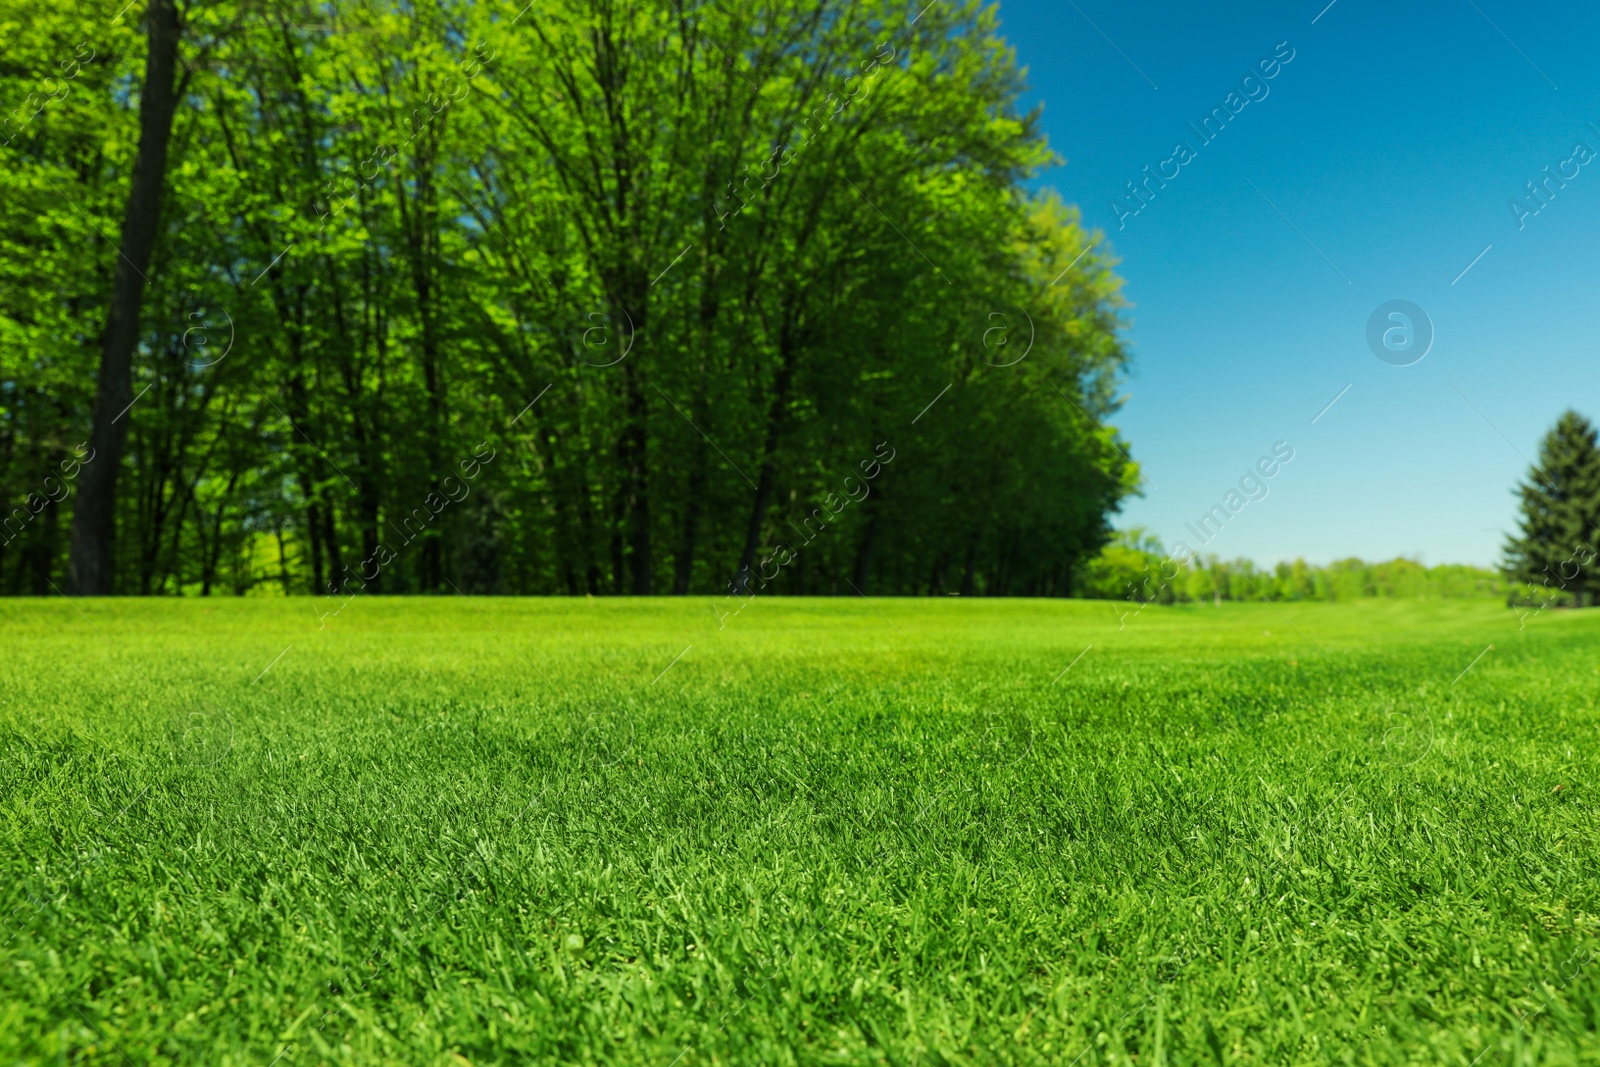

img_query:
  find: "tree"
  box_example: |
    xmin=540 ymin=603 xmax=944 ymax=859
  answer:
xmin=2 ymin=0 xmax=1139 ymax=598
xmin=1504 ymin=409 xmax=1600 ymax=607
xmin=67 ymin=0 xmax=184 ymax=594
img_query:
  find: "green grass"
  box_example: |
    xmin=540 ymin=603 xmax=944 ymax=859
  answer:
xmin=2 ymin=595 xmax=1598 ymax=1065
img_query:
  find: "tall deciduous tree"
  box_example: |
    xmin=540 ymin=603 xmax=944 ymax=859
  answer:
xmin=2 ymin=0 xmax=1140 ymax=598
xmin=67 ymin=0 xmax=183 ymax=594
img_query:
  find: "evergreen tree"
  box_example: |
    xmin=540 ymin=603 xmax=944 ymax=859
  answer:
xmin=1504 ymin=410 xmax=1600 ymax=607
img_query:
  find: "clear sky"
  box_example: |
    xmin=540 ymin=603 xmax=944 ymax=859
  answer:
xmin=992 ymin=0 xmax=1600 ymax=568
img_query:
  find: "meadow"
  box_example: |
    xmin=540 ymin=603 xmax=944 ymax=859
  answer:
xmin=1 ymin=595 xmax=1597 ymax=1065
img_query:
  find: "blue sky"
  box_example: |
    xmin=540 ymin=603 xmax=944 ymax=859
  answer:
xmin=993 ymin=0 xmax=1600 ymax=567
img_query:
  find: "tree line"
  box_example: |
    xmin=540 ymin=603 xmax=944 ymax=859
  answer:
xmin=0 ymin=0 xmax=1137 ymax=597
xmin=1078 ymin=529 xmax=1507 ymax=607
xmin=1079 ymin=409 xmax=1600 ymax=612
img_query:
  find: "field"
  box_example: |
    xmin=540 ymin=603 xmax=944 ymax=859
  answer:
xmin=2 ymin=595 xmax=1598 ymax=1065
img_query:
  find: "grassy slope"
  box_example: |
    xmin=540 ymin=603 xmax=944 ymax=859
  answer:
xmin=1 ymin=596 xmax=1597 ymax=1065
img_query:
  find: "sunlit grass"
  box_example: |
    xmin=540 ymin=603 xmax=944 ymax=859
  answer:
xmin=2 ymin=596 xmax=1597 ymax=1064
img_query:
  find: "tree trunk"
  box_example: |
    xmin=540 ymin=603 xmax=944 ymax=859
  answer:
xmin=673 ymin=436 xmax=707 ymax=594
xmin=320 ymin=498 xmax=342 ymax=589
xmin=959 ymin=532 xmax=979 ymax=596
xmin=852 ymin=496 xmax=880 ymax=594
xmin=304 ymin=499 xmax=324 ymax=593
xmin=275 ymin=525 xmax=291 ymax=595
xmin=399 ymin=157 xmax=445 ymax=592
xmin=734 ymin=468 xmax=775 ymax=595
xmin=673 ymin=274 xmax=723 ymax=595
xmin=621 ymin=356 xmax=651 ymax=594
xmin=28 ymin=497 xmax=60 ymax=595
xmin=67 ymin=0 xmax=183 ymax=595
xmin=734 ymin=337 xmax=797 ymax=592
xmin=199 ymin=469 xmax=238 ymax=596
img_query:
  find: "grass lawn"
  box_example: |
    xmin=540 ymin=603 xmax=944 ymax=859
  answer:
xmin=2 ymin=595 xmax=1598 ymax=1065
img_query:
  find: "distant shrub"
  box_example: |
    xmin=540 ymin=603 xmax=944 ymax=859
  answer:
xmin=1076 ymin=532 xmax=1507 ymax=604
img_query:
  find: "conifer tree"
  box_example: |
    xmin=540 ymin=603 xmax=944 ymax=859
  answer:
xmin=1504 ymin=410 xmax=1600 ymax=607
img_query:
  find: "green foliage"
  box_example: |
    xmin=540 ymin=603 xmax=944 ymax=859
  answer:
xmin=1504 ymin=409 xmax=1600 ymax=608
xmin=0 ymin=0 xmax=1134 ymax=597
xmin=1078 ymin=531 xmax=1508 ymax=606
xmin=1077 ymin=526 xmax=1167 ymax=601
xmin=2 ymin=597 xmax=1598 ymax=1063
